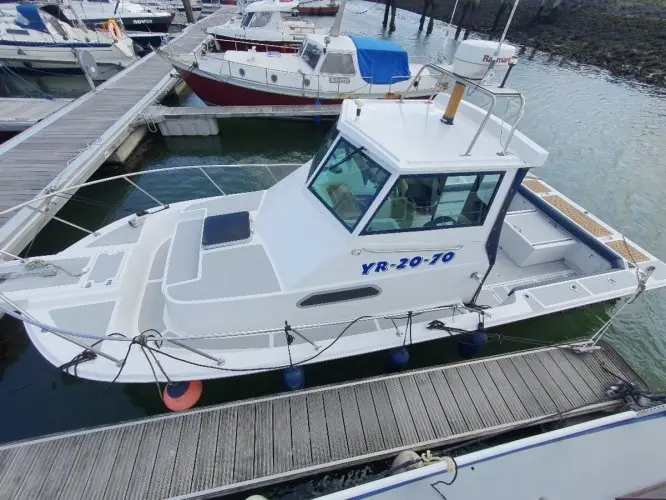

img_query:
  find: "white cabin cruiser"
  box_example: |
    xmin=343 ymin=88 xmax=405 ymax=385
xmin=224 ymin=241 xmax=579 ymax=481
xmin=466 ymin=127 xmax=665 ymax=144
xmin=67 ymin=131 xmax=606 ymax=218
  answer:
xmin=0 ymin=4 xmax=137 ymax=80
xmin=165 ymin=33 xmax=440 ymax=106
xmin=1 ymin=40 xmax=666 ymax=384
xmin=207 ymin=0 xmax=324 ymax=53
xmin=320 ymin=406 xmax=666 ymax=500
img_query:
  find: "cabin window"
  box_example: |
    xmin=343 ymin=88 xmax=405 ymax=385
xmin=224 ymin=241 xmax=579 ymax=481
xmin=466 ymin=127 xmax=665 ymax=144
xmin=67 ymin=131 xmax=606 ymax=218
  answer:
xmin=241 ymin=13 xmax=254 ymax=27
xmin=6 ymin=28 xmax=30 ymax=35
xmin=301 ymin=42 xmax=322 ymax=69
xmin=362 ymin=172 xmax=503 ymax=234
xmin=309 ymin=139 xmax=391 ymax=232
xmin=308 ymin=126 xmax=338 ymax=179
xmin=247 ymin=11 xmax=271 ymax=28
xmin=320 ymin=53 xmax=355 ymax=75
xmin=298 ymin=286 xmax=380 ymax=307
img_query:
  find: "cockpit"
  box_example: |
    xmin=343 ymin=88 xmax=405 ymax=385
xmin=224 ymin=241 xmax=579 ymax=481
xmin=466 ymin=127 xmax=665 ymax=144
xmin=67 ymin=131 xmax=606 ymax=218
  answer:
xmin=307 ymin=130 xmax=505 ymax=235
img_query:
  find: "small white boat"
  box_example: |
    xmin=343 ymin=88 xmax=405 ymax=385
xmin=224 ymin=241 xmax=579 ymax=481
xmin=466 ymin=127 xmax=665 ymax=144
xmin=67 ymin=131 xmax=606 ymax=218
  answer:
xmin=164 ymin=33 xmax=441 ymax=105
xmin=0 ymin=3 xmax=137 ymax=79
xmin=319 ymin=406 xmax=666 ymax=499
xmin=207 ymin=0 xmax=324 ymax=53
xmin=1 ymin=38 xmax=665 ymax=384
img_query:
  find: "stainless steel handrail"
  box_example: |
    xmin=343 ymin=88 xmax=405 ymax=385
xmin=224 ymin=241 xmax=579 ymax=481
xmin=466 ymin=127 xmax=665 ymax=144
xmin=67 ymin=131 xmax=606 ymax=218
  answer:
xmin=404 ymin=63 xmax=526 ymax=156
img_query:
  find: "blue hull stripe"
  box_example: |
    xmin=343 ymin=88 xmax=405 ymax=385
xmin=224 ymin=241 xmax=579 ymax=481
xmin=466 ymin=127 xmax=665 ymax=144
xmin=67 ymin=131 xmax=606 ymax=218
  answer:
xmin=0 ymin=40 xmax=111 ymax=48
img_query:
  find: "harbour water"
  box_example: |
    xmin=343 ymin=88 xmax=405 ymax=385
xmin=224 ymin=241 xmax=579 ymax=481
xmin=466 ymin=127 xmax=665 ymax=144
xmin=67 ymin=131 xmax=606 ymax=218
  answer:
xmin=0 ymin=2 xmax=665 ymax=495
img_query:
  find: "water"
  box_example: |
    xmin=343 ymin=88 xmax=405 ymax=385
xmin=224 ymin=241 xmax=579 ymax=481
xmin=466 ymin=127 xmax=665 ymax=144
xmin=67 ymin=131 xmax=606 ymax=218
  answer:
xmin=1 ymin=2 xmax=666 ymax=495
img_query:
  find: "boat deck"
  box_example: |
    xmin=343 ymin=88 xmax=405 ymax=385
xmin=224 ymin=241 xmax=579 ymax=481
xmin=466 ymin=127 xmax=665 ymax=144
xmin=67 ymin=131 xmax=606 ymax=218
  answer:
xmin=0 ymin=341 xmax=646 ymax=499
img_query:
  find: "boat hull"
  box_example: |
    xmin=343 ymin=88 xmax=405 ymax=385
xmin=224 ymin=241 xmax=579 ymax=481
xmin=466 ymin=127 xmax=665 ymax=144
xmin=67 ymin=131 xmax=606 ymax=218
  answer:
xmin=0 ymin=45 xmax=132 ymax=80
xmin=297 ymin=5 xmax=338 ymax=15
xmin=84 ymin=16 xmax=173 ymax=34
xmin=176 ymin=67 xmax=343 ymax=105
xmin=213 ymin=35 xmax=300 ymax=53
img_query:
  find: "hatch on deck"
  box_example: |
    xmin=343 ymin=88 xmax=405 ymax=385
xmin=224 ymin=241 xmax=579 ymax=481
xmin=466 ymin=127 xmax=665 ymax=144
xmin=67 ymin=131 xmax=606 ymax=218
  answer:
xmin=202 ymin=211 xmax=252 ymax=249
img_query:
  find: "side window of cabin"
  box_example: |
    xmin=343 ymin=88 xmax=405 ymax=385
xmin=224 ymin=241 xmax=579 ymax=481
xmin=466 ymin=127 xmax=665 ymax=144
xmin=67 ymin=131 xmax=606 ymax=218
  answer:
xmin=319 ymin=53 xmax=355 ymax=75
xmin=363 ymin=172 xmax=503 ymax=234
xmin=248 ymin=11 xmax=271 ymax=27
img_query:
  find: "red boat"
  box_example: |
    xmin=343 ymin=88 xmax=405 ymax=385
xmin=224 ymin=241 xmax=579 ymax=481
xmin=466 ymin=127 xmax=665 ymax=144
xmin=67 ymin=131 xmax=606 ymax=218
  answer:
xmin=165 ymin=34 xmax=439 ymax=106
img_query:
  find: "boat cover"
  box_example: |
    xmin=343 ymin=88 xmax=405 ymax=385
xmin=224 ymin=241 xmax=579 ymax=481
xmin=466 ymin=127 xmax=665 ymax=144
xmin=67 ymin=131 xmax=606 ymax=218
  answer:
xmin=350 ymin=36 xmax=410 ymax=85
xmin=15 ymin=4 xmax=47 ymax=33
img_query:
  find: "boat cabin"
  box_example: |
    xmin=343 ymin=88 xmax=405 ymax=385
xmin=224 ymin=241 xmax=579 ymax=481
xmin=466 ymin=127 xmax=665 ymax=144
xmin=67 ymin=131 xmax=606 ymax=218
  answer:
xmin=296 ymin=34 xmax=412 ymax=85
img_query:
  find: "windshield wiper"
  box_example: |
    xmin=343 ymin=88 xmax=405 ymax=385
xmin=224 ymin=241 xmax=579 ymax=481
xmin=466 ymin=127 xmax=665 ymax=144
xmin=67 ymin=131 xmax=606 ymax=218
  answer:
xmin=327 ymin=146 xmax=365 ymax=173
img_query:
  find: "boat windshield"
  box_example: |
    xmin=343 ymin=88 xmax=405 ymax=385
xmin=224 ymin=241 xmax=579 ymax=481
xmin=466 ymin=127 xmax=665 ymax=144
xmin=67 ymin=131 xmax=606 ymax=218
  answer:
xmin=309 ymin=138 xmax=391 ymax=232
xmin=301 ymin=41 xmax=322 ymax=69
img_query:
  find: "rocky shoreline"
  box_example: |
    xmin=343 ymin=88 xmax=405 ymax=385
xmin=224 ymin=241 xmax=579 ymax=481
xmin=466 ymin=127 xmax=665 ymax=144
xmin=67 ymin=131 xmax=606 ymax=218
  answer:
xmin=389 ymin=0 xmax=666 ymax=88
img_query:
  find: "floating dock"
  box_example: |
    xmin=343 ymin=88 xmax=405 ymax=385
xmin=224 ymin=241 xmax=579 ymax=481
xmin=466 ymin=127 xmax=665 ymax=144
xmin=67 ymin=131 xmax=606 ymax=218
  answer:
xmin=140 ymin=103 xmax=342 ymax=136
xmin=0 ymin=98 xmax=74 ymax=133
xmin=0 ymin=6 xmax=237 ymax=256
xmin=0 ymin=341 xmax=645 ymax=499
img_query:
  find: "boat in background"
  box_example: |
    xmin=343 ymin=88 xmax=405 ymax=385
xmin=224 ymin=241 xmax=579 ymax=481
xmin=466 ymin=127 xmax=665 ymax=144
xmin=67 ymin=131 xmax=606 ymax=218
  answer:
xmin=164 ymin=33 xmax=440 ymax=105
xmin=0 ymin=3 xmax=137 ymax=80
xmin=320 ymin=406 xmax=666 ymax=499
xmin=140 ymin=0 xmax=203 ymax=22
xmin=297 ymin=0 xmax=338 ymax=16
xmin=67 ymin=0 xmax=175 ymax=33
xmin=207 ymin=0 xmax=325 ymax=53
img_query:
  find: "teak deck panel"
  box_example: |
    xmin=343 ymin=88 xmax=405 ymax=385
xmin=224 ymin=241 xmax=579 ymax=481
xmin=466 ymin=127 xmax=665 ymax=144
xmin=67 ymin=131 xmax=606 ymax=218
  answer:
xmin=0 ymin=341 xmax=646 ymax=499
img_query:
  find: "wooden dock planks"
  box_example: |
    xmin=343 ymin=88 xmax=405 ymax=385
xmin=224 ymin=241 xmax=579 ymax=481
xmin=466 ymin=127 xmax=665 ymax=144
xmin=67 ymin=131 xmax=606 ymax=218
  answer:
xmin=0 ymin=341 xmax=647 ymax=499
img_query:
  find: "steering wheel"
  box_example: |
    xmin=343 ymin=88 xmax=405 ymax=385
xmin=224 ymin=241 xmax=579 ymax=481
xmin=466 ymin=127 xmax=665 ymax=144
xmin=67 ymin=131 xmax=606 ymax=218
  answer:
xmin=424 ymin=215 xmax=456 ymax=228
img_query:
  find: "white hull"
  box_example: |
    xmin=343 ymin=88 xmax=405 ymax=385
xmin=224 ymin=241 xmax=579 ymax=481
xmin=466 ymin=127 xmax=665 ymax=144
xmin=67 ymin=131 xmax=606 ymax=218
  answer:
xmin=0 ymin=44 xmax=133 ymax=79
xmin=2 ymin=164 xmax=664 ymax=383
xmin=321 ymin=407 xmax=666 ymax=500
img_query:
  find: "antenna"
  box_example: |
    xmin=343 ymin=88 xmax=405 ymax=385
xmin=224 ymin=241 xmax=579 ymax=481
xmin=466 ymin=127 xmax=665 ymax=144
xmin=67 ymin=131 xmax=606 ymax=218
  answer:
xmin=328 ymin=0 xmax=345 ymax=37
xmin=487 ymin=0 xmax=519 ymax=73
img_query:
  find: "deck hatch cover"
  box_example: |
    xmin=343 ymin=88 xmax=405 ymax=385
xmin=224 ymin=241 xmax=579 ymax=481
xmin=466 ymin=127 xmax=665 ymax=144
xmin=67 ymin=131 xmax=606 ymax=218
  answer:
xmin=201 ymin=211 xmax=251 ymax=249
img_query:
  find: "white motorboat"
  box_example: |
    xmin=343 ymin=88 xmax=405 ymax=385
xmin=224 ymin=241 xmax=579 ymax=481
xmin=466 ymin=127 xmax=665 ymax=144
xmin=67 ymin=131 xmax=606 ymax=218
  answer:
xmin=319 ymin=406 xmax=666 ymax=500
xmin=1 ymin=39 xmax=665 ymax=384
xmin=206 ymin=0 xmax=324 ymax=53
xmin=0 ymin=3 xmax=137 ymax=80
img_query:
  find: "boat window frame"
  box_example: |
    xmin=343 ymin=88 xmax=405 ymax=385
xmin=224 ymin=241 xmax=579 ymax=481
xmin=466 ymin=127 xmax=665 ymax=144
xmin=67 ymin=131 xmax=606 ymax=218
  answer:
xmin=301 ymin=41 xmax=323 ymax=70
xmin=319 ymin=51 xmax=356 ymax=75
xmin=307 ymin=137 xmax=392 ymax=233
xmin=307 ymin=125 xmax=339 ymax=180
xmin=360 ymin=170 xmax=505 ymax=235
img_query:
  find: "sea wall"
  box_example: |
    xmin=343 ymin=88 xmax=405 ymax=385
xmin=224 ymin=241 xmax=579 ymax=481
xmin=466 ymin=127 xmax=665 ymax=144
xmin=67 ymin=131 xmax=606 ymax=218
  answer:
xmin=388 ymin=0 xmax=666 ymax=87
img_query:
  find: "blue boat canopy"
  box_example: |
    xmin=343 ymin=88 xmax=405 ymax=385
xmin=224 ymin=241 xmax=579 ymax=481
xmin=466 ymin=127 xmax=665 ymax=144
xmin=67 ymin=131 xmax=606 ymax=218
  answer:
xmin=350 ymin=36 xmax=411 ymax=85
xmin=15 ymin=4 xmax=48 ymax=33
